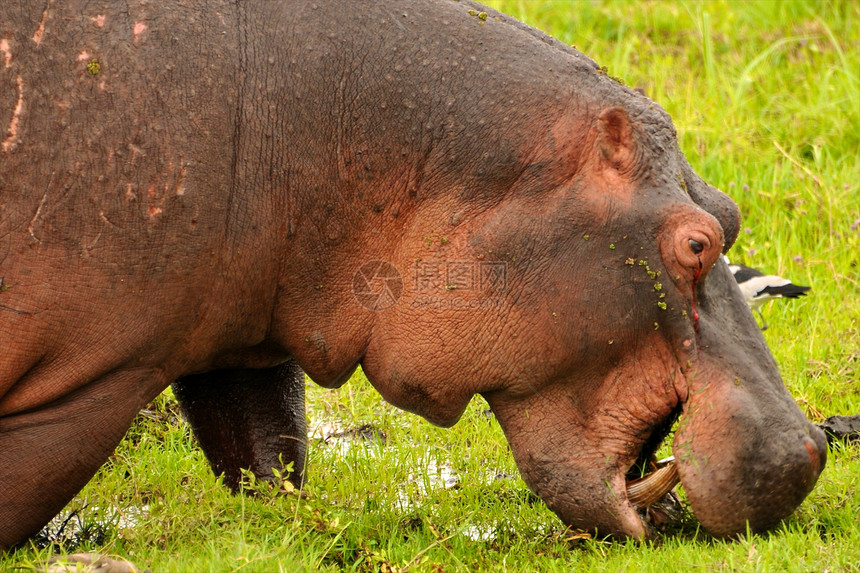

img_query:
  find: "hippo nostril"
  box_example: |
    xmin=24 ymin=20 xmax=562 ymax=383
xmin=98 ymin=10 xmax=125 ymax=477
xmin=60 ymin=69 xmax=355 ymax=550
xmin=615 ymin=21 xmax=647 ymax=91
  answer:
xmin=689 ymin=239 xmax=704 ymax=255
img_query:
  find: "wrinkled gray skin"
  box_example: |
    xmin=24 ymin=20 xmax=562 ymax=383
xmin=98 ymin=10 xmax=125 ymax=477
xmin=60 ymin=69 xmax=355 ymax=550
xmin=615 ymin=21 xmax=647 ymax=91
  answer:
xmin=0 ymin=0 xmax=825 ymax=547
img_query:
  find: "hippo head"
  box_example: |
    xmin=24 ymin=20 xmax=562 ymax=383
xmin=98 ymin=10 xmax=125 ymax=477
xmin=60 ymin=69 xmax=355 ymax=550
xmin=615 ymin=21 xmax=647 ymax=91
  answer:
xmin=358 ymin=97 xmax=825 ymax=539
xmin=476 ymin=105 xmax=826 ymax=538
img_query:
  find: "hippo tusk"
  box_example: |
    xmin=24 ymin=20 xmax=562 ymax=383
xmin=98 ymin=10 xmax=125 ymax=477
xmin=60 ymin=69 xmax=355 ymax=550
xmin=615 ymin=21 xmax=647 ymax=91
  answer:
xmin=625 ymin=458 xmax=680 ymax=509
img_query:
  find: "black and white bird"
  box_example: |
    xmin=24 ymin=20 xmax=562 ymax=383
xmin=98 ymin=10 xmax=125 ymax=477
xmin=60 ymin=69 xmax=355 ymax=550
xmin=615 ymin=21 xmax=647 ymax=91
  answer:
xmin=723 ymin=256 xmax=811 ymax=330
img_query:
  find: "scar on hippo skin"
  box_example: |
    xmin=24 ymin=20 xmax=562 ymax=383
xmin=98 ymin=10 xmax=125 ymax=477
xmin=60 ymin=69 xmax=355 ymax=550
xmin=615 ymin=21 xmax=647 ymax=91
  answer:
xmin=1 ymin=36 xmax=24 ymax=153
xmin=0 ymin=38 xmax=11 ymax=67
xmin=28 ymin=190 xmax=49 ymax=243
xmin=0 ymin=303 xmax=36 ymax=316
xmin=2 ymin=74 xmax=24 ymax=153
xmin=0 ymin=278 xmax=38 ymax=316
xmin=31 ymin=5 xmax=50 ymax=46
xmin=133 ymin=22 xmax=147 ymax=42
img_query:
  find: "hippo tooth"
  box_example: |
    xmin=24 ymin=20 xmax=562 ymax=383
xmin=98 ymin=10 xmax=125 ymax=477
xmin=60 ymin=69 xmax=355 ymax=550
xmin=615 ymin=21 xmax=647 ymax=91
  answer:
xmin=625 ymin=461 xmax=680 ymax=509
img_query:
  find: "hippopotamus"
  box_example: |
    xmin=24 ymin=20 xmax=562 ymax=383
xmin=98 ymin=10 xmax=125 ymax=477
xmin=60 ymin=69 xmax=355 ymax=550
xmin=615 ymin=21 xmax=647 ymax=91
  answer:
xmin=0 ymin=0 xmax=825 ymax=547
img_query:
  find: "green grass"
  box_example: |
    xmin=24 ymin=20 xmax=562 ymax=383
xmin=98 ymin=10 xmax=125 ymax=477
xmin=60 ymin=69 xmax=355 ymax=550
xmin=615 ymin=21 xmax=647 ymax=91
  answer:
xmin=5 ymin=1 xmax=860 ymax=571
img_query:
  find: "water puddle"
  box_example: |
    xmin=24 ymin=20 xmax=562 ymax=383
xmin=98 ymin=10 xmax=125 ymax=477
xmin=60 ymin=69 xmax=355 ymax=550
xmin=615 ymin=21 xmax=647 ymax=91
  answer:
xmin=309 ymin=413 xmax=513 ymax=541
xmin=38 ymin=407 xmax=510 ymax=546
xmin=33 ymin=504 xmax=149 ymax=549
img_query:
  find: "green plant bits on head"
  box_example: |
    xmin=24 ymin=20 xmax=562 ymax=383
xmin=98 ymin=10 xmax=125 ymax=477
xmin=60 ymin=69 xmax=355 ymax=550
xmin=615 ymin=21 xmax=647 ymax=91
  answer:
xmin=87 ymin=59 xmax=101 ymax=75
xmin=609 ymin=243 xmax=615 ymax=250
xmin=658 ymin=302 xmax=667 ymax=310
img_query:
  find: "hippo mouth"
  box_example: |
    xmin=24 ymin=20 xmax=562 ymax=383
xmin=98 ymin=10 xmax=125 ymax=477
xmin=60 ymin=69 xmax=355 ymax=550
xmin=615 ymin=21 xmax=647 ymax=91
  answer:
xmin=625 ymin=456 xmax=680 ymax=509
xmin=623 ymin=406 xmax=683 ymax=514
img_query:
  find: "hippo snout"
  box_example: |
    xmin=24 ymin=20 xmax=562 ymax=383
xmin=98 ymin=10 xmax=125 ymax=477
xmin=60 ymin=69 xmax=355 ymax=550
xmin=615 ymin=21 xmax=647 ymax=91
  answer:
xmin=673 ymin=382 xmax=827 ymax=538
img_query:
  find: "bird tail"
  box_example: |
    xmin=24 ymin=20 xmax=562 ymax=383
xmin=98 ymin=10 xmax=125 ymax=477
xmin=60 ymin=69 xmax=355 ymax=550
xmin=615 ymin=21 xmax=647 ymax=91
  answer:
xmin=760 ymin=284 xmax=811 ymax=299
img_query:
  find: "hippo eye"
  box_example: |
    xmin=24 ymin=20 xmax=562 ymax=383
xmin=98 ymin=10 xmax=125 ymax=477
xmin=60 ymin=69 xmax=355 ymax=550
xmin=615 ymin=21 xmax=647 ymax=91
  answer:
xmin=689 ymin=239 xmax=704 ymax=255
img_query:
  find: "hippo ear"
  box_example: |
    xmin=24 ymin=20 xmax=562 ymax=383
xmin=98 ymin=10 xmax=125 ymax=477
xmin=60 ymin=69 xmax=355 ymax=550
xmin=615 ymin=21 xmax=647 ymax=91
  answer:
xmin=597 ymin=107 xmax=635 ymax=172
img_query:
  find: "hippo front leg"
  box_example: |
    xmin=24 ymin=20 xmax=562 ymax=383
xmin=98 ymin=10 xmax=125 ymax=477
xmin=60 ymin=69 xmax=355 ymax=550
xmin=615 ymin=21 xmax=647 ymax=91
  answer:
xmin=0 ymin=369 xmax=167 ymax=549
xmin=172 ymin=361 xmax=307 ymax=491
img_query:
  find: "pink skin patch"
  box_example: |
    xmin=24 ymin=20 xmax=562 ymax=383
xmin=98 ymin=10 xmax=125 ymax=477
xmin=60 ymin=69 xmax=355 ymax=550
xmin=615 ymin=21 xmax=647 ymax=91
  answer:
xmin=92 ymin=15 xmax=106 ymax=27
xmin=77 ymin=50 xmax=90 ymax=62
xmin=133 ymin=22 xmax=147 ymax=41
xmin=804 ymin=437 xmax=822 ymax=476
